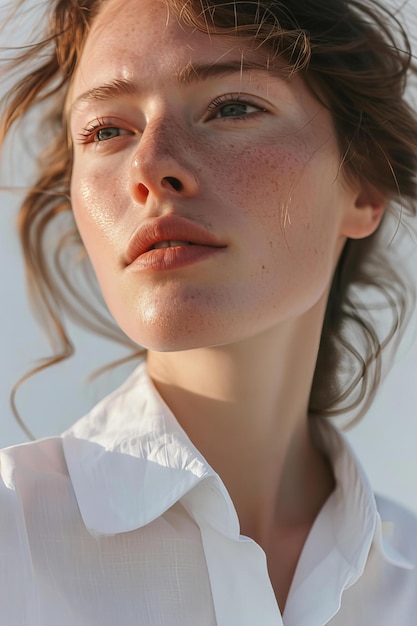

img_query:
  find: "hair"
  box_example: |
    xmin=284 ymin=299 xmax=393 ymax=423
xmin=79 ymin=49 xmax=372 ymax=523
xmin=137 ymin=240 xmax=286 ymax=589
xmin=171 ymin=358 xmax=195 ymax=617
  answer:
xmin=1 ymin=0 xmax=417 ymax=436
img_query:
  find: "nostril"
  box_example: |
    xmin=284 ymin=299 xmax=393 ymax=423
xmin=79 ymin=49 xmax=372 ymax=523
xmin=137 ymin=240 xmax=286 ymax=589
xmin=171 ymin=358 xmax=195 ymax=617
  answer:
xmin=162 ymin=176 xmax=183 ymax=192
xmin=137 ymin=183 xmax=149 ymax=198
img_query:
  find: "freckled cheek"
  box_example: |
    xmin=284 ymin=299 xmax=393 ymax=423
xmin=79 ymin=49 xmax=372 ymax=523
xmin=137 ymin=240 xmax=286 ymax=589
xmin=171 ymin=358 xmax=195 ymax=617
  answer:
xmin=206 ymin=140 xmax=307 ymax=219
xmin=204 ymin=142 xmax=310 ymax=265
xmin=207 ymin=137 xmax=342 ymax=284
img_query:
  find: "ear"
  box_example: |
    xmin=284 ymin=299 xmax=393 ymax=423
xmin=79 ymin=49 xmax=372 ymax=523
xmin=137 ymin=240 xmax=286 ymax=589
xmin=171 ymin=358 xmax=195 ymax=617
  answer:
xmin=340 ymin=184 xmax=387 ymax=240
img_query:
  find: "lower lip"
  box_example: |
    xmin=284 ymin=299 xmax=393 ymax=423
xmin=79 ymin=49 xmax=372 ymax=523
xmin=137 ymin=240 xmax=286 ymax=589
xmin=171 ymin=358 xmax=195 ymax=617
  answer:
xmin=128 ymin=244 xmax=225 ymax=271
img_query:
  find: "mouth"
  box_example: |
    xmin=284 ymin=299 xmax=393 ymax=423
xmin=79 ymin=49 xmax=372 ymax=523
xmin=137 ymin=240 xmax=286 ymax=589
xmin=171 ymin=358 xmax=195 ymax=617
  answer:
xmin=124 ymin=215 xmax=227 ymax=272
xmin=150 ymin=240 xmax=193 ymax=250
xmin=125 ymin=215 xmax=226 ymax=266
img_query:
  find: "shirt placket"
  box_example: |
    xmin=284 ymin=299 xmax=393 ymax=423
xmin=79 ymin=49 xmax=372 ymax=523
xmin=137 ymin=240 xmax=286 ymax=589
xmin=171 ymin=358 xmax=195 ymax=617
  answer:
xmin=182 ymin=477 xmax=284 ymax=626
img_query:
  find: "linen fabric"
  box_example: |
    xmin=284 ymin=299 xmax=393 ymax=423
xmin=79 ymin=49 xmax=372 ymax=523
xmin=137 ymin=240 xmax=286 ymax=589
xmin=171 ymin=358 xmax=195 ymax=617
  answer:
xmin=0 ymin=361 xmax=416 ymax=625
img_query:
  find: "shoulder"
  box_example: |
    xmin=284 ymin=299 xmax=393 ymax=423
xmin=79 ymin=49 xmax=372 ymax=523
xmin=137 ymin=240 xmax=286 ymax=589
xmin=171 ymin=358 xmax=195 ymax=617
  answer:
xmin=375 ymin=493 xmax=417 ymax=567
xmin=0 ymin=436 xmax=68 ymax=484
xmin=0 ymin=437 xmax=79 ymax=605
xmin=0 ymin=437 xmax=73 ymax=527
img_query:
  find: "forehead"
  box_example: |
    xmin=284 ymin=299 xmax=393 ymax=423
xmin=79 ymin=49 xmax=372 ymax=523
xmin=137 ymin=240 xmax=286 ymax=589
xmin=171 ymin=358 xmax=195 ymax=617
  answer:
xmin=74 ymin=0 xmax=270 ymax=92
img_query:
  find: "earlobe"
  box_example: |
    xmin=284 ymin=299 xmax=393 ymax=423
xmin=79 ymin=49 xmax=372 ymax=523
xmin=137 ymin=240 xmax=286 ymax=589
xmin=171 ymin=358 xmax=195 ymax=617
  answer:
xmin=341 ymin=185 xmax=387 ymax=240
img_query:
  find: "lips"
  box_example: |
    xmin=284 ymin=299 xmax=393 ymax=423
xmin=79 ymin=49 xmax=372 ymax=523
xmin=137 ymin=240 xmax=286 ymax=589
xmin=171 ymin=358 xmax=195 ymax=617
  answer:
xmin=151 ymin=240 xmax=192 ymax=250
xmin=125 ymin=215 xmax=226 ymax=266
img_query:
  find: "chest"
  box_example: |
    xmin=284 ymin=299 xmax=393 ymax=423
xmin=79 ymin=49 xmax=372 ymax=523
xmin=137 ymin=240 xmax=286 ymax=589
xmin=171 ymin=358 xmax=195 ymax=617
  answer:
xmin=264 ymin=525 xmax=312 ymax=612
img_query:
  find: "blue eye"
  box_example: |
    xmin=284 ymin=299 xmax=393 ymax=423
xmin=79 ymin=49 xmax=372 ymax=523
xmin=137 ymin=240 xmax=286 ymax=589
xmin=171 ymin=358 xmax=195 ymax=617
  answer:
xmin=207 ymin=94 xmax=266 ymax=121
xmin=77 ymin=118 xmax=135 ymax=145
xmin=217 ymin=102 xmax=258 ymax=118
xmin=95 ymin=127 xmax=122 ymax=141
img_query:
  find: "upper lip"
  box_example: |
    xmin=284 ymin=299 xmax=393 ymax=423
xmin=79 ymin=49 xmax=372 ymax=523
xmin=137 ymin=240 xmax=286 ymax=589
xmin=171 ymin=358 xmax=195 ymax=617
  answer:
xmin=124 ymin=214 xmax=227 ymax=265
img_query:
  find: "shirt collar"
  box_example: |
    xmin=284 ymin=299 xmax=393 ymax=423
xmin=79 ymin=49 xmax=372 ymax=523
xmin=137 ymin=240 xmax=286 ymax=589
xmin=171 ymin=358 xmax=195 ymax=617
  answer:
xmin=312 ymin=419 xmax=413 ymax=572
xmin=62 ymin=360 xmax=413 ymax=578
xmin=62 ymin=361 xmax=237 ymax=537
xmin=283 ymin=418 xmax=414 ymax=625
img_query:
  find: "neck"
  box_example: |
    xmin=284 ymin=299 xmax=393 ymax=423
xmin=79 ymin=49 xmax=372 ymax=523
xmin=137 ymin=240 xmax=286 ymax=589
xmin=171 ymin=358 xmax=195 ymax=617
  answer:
xmin=146 ymin=292 xmax=335 ymax=544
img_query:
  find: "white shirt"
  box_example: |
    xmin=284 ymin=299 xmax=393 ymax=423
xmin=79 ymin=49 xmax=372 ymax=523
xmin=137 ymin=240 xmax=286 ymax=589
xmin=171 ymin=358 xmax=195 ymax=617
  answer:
xmin=0 ymin=362 xmax=416 ymax=625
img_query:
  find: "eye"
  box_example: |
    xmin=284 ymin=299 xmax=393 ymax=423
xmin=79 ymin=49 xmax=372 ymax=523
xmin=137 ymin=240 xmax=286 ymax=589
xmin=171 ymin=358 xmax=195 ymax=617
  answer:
xmin=77 ymin=119 xmax=134 ymax=144
xmin=207 ymin=94 xmax=267 ymax=121
xmin=95 ymin=127 xmax=123 ymax=141
xmin=217 ymin=102 xmax=259 ymax=118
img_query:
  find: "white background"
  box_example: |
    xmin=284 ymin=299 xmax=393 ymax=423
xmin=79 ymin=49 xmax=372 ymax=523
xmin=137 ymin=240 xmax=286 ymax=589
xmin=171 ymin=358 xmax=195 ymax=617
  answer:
xmin=1 ymin=0 xmax=416 ymax=514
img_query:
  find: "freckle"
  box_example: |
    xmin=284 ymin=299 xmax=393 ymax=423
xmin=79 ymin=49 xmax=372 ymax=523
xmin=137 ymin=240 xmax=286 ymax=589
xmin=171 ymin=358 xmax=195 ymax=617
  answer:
xmin=262 ymin=265 xmax=266 ymax=270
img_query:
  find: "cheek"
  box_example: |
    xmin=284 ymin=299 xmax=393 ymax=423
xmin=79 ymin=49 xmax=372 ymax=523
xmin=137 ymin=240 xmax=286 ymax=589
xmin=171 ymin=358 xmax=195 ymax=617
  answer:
xmin=70 ymin=161 xmax=128 ymax=264
xmin=220 ymin=134 xmax=344 ymax=298
xmin=205 ymin=132 xmax=335 ymax=253
xmin=204 ymin=127 xmax=326 ymax=239
xmin=206 ymin=136 xmax=304 ymax=209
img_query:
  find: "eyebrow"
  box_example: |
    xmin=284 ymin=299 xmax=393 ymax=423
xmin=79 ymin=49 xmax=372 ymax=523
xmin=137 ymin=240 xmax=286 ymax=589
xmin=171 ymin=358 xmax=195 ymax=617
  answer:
xmin=70 ymin=61 xmax=275 ymax=111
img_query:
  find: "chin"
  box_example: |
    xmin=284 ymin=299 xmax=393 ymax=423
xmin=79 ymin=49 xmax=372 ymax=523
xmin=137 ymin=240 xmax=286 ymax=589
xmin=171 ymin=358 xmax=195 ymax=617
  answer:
xmin=127 ymin=330 xmax=218 ymax=353
xmin=115 ymin=312 xmax=215 ymax=353
xmin=117 ymin=307 xmax=248 ymax=353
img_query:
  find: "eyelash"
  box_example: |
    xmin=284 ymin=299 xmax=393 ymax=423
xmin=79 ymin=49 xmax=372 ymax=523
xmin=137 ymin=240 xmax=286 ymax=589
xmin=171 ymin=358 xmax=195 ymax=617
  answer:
xmin=77 ymin=118 xmax=114 ymax=144
xmin=76 ymin=94 xmax=267 ymax=144
xmin=206 ymin=93 xmax=267 ymax=120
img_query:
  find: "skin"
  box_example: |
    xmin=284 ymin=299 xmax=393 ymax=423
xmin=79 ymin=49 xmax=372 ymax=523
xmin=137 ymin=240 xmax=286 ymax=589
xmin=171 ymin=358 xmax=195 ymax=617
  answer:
xmin=69 ymin=0 xmax=385 ymax=610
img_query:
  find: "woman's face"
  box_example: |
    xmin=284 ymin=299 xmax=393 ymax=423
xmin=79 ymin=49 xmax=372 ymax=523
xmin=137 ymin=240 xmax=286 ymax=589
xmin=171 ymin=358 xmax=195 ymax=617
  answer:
xmin=69 ymin=0 xmax=359 ymax=351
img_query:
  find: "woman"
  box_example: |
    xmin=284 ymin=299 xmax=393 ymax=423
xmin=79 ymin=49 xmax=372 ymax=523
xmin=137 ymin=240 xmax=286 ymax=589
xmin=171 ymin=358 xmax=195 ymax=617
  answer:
xmin=1 ymin=0 xmax=416 ymax=623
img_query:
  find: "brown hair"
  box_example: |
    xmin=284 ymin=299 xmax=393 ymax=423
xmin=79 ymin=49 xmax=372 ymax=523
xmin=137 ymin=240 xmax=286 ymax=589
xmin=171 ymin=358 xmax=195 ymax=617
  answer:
xmin=1 ymin=0 xmax=417 ymax=436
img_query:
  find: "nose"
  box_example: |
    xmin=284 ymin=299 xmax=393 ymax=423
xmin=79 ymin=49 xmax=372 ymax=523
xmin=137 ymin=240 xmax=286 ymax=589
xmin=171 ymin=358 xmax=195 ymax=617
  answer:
xmin=129 ymin=118 xmax=200 ymax=204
